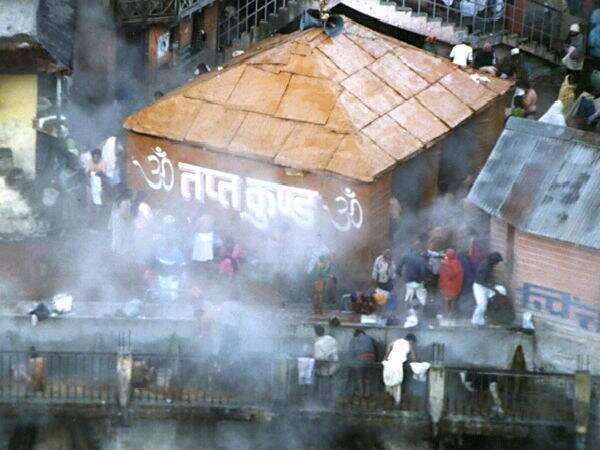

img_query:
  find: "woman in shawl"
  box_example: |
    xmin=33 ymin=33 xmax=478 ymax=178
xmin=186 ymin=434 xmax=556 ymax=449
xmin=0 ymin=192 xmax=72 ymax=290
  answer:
xmin=439 ymin=249 xmax=464 ymax=316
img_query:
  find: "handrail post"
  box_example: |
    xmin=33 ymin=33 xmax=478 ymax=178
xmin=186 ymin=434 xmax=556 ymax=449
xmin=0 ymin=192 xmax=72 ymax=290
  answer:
xmin=574 ymin=363 xmax=592 ymax=450
xmin=428 ymin=343 xmax=446 ymax=448
xmin=116 ymin=348 xmax=133 ymax=414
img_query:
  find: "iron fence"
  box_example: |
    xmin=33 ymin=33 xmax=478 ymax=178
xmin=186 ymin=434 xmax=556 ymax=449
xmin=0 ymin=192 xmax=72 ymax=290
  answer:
xmin=444 ymin=367 xmax=575 ymax=423
xmin=217 ymin=0 xmax=567 ymax=57
xmin=129 ymin=353 xmax=278 ymax=406
xmin=396 ymin=0 xmax=563 ymax=50
xmin=0 ymin=351 xmax=117 ymax=403
xmin=112 ymin=0 xmax=211 ymax=24
xmin=218 ymin=0 xmax=292 ymax=49
xmin=0 ymin=349 xmax=579 ymax=425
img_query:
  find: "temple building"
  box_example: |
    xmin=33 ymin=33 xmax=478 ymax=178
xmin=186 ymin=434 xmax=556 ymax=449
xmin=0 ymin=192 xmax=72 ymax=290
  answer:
xmin=124 ymin=17 xmax=512 ymax=275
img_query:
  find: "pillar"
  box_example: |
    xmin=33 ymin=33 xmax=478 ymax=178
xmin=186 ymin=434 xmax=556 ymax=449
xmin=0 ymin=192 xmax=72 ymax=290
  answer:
xmin=116 ymin=351 xmax=133 ymax=409
xmin=428 ymin=343 xmax=446 ymax=447
xmin=574 ymin=371 xmax=592 ymax=450
xmin=203 ymin=0 xmax=220 ymax=66
xmin=272 ymin=359 xmax=290 ymax=403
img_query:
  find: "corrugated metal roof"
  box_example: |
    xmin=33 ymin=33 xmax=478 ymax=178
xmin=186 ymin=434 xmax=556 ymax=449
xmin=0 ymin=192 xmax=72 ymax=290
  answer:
xmin=0 ymin=0 xmax=75 ymax=70
xmin=468 ymin=118 xmax=600 ymax=250
xmin=124 ymin=17 xmax=512 ymax=182
xmin=37 ymin=0 xmax=77 ymax=70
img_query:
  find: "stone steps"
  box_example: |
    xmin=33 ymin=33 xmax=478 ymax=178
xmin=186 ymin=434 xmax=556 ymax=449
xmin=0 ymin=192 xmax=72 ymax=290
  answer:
xmin=219 ymin=0 xmax=319 ymax=63
xmin=329 ymin=0 xmax=557 ymax=61
xmin=219 ymin=0 xmax=558 ymax=64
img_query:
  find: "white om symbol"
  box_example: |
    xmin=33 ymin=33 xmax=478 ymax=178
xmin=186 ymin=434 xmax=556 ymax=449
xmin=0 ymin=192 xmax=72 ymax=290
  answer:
xmin=324 ymin=187 xmax=363 ymax=232
xmin=132 ymin=146 xmax=174 ymax=191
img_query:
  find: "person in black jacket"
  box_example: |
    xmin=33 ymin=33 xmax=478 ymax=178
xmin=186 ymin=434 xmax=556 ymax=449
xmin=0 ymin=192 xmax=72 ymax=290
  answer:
xmin=473 ymin=42 xmax=497 ymax=74
xmin=471 ymin=252 xmax=503 ymax=325
xmin=397 ymin=247 xmax=429 ymax=307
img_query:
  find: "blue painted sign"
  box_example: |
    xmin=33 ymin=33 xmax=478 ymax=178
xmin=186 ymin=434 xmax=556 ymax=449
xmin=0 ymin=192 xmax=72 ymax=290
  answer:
xmin=520 ymin=283 xmax=600 ymax=333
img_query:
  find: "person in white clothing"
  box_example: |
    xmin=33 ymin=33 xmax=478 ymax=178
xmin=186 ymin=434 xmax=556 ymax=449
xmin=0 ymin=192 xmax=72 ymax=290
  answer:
xmin=313 ymin=325 xmax=339 ymax=404
xmin=450 ymin=41 xmax=473 ymax=67
xmin=192 ymin=214 xmax=215 ymax=263
xmin=101 ymin=136 xmax=117 ymax=182
xmin=382 ymin=334 xmax=416 ymax=405
xmin=539 ymin=101 xmax=566 ymax=127
xmin=471 ymin=252 xmax=503 ymax=326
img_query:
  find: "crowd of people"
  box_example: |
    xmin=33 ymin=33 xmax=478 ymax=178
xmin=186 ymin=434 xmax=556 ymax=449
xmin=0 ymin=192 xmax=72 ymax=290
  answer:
xmin=445 ymin=19 xmax=600 ymax=132
xmin=364 ymin=245 xmax=508 ymax=328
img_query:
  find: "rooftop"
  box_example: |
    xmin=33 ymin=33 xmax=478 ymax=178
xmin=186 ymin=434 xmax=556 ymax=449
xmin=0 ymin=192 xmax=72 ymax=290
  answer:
xmin=0 ymin=0 xmax=76 ymax=70
xmin=468 ymin=118 xmax=600 ymax=250
xmin=124 ymin=17 xmax=512 ymax=182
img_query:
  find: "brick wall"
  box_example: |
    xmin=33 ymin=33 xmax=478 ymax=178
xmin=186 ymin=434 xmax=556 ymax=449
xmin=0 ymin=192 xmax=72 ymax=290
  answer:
xmin=513 ymin=231 xmax=600 ymax=305
xmin=490 ymin=217 xmax=600 ymax=306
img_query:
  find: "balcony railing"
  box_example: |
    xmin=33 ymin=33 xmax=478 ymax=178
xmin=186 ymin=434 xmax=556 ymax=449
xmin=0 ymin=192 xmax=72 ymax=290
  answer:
xmin=113 ymin=0 xmax=213 ymax=25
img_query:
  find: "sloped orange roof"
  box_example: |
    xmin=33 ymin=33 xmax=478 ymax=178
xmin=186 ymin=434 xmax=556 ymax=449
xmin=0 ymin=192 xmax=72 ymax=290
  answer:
xmin=124 ymin=18 xmax=512 ymax=182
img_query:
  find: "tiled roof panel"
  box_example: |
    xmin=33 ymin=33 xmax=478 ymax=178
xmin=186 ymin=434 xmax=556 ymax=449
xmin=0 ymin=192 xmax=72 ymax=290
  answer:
xmin=317 ymin=33 xmax=374 ymax=75
xmin=416 ymin=83 xmax=473 ymax=128
xmin=186 ymin=102 xmax=246 ymax=149
xmin=226 ymin=65 xmax=290 ymax=114
xmin=276 ymin=74 xmax=341 ymax=124
xmin=341 ymin=68 xmax=403 ymax=115
xmin=229 ymin=113 xmax=296 ymax=160
xmin=362 ymin=115 xmax=423 ymax=162
xmin=370 ymin=52 xmax=429 ymax=99
xmin=388 ymin=98 xmax=449 ymax=143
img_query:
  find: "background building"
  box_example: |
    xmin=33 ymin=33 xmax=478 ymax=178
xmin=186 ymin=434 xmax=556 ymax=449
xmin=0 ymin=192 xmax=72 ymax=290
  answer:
xmin=469 ymin=117 xmax=600 ymax=372
xmin=0 ymin=0 xmax=76 ymax=177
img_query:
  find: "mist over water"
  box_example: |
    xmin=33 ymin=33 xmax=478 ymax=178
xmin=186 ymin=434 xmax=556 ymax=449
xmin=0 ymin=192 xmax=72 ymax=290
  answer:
xmin=3 ymin=419 xmax=571 ymax=450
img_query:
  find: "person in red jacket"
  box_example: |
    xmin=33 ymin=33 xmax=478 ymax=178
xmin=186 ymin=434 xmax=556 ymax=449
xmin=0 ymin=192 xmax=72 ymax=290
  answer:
xmin=439 ymin=248 xmax=464 ymax=316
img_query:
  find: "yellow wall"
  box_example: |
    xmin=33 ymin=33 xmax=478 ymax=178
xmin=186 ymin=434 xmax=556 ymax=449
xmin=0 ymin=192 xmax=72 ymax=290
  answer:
xmin=0 ymin=75 xmax=38 ymax=175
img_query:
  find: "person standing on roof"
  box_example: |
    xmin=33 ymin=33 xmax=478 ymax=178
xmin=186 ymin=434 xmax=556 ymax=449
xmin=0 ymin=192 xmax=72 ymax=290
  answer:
xmin=497 ymin=48 xmax=524 ymax=80
xmin=450 ymin=39 xmax=473 ymax=68
xmin=473 ymin=42 xmax=497 ymax=74
xmin=471 ymin=252 xmax=503 ymax=326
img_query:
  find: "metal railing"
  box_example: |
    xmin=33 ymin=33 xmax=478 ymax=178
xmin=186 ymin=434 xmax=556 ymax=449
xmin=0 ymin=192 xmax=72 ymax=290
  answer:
xmin=444 ymin=367 xmax=575 ymax=423
xmin=217 ymin=0 xmax=568 ymax=58
xmin=218 ymin=0 xmax=292 ymax=49
xmin=128 ymin=355 xmax=428 ymax=412
xmin=0 ymin=350 xmax=428 ymax=413
xmin=0 ymin=351 xmax=117 ymax=404
xmin=397 ymin=0 xmax=563 ymax=50
xmin=112 ymin=0 xmax=212 ymax=24
xmin=0 ymin=349 xmax=579 ymax=426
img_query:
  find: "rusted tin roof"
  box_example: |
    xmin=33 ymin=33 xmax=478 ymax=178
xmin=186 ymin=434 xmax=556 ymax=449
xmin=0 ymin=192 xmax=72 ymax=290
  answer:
xmin=124 ymin=18 xmax=512 ymax=182
xmin=468 ymin=118 xmax=600 ymax=250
